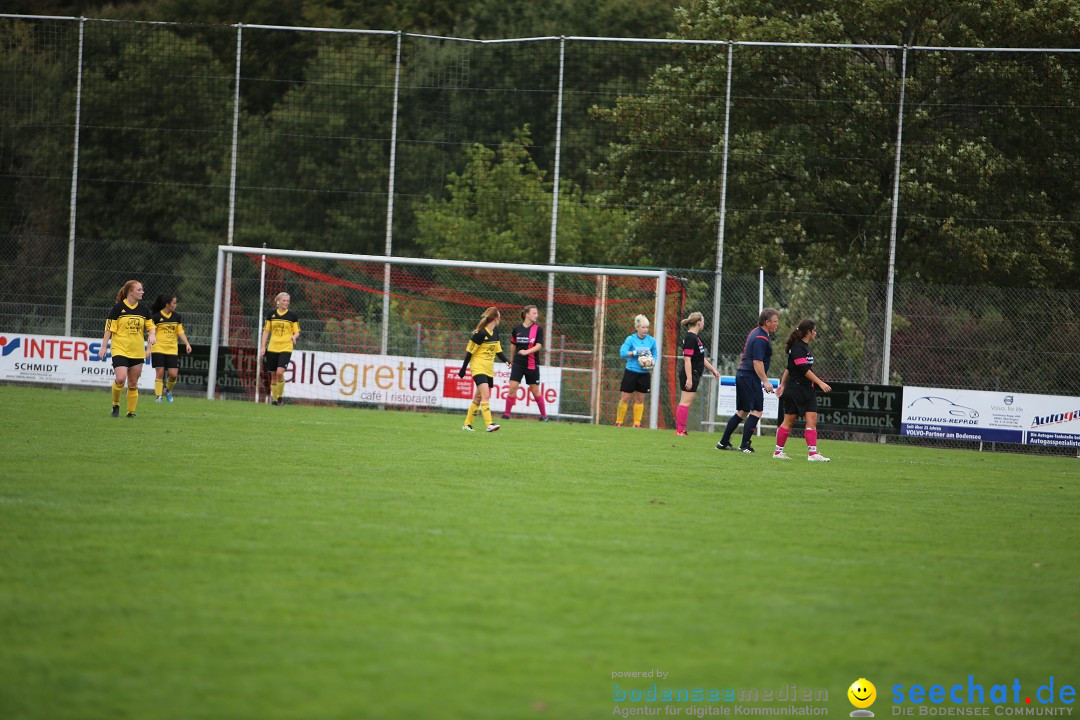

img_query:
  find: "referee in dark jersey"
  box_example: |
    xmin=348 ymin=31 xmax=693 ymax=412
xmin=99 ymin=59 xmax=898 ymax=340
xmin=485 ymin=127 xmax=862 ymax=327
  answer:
xmin=716 ymin=308 xmax=779 ymax=453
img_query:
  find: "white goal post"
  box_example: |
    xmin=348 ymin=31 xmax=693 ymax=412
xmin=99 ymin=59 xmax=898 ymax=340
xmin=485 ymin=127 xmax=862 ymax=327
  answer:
xmin=208 ymin=245 xmax=669 ymax=428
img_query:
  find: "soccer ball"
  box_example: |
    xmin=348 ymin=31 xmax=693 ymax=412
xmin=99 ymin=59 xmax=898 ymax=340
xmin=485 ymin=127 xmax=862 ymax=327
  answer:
xmin=638 ymin=351 xmax=655 ymax=370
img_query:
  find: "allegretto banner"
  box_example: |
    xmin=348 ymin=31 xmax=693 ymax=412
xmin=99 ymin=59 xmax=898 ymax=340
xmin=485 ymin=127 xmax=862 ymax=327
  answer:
xmin=0 ymin=332 xmax=563 ymax=415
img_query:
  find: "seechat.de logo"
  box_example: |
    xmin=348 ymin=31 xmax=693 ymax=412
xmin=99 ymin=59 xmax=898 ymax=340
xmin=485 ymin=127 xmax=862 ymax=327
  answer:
xmin=0 ymin=336 xmax=21 ymax=357
xmin=849 ymin=678 xmax=877 ymax=718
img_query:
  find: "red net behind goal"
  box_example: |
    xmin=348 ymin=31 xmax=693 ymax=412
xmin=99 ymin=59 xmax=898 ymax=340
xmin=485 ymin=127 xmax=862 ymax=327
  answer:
xmin=219 ymin=253 xmax=686 ymax=425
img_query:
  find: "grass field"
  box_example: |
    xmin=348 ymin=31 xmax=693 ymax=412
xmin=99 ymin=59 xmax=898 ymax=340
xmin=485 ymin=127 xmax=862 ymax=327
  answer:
xmin=1 ymin=384 xmax=1077 ymax=720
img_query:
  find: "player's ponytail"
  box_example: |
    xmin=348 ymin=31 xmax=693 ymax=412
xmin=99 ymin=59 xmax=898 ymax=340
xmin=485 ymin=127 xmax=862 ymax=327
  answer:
xmin=521 ymin=305 xmax=537 ymax=321
xmin=116 ymin=280 xmax=141 ymax=304
xmin=786 ymin=319 xmax=816 ymax=352
xmin=474 ymin=306 xmax=500 ymax=334
xmin=680 ymin=311 xmax=703 ymax=329
xmin=634 ymin=314 xmax=650 ymax=330
xmin=152 ymin=294 xmax=173 ymax=314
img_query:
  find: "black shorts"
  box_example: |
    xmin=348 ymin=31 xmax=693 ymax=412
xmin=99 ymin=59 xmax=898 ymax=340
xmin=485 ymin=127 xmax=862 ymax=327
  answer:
xmin=735 ymin=372 xmax=765 ymax=412
xmin=264 ymin=351 xmax=292 ymax=372
xmin=151 ymin=352 xmax=179 ymax=370
xmin=782 ymin=383 xmax=818 ymax=416
xmin=620 ymin=369 xmax=651 ymax=394
xmin=112 ymin=356 xmax=145 ymax=369
xmin=678 ymin=367 xmax=703 ymax=393
xmin=472 ymin=374 xmax=494 ymax=387
xmin=509 ymin=364 xmax=540 ymax=385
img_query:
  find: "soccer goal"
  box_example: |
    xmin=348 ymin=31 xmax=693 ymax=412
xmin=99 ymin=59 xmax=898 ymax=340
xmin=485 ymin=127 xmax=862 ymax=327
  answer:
xmin=207 ymin=246 xmax=684 ymax=428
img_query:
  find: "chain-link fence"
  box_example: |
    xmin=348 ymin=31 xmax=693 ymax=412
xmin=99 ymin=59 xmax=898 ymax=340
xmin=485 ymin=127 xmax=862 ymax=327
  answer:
xmin=2 ymin=16 xmax=1078 ymax=447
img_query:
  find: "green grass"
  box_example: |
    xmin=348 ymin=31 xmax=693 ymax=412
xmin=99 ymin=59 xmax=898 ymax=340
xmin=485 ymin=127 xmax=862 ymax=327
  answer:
xmin=1 ymin=384 xmax=1077 ymax=720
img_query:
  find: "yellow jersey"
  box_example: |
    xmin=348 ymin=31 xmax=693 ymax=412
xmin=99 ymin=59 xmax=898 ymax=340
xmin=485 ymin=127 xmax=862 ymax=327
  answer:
xmin=264 ymin=309 xmax=300 ymax=353
xmin=150 ymin=310 xmax=185 ymax=355
xmin=465 ymin=328 xmax=503 ymax=377
xmin=105 ymin=300 xmax=155 ymax=359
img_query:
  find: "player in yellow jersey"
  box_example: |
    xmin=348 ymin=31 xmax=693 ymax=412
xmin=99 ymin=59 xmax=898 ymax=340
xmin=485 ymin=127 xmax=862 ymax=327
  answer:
xmin=457 ymin=306 xmax=511 ymax=432
xmin=98 ymin=279 xmax=156 ymax=418
xmin=259 ymin=292 xmax=300 ymax=405
xmin=149 ymin=293 xmax=193 ymax=403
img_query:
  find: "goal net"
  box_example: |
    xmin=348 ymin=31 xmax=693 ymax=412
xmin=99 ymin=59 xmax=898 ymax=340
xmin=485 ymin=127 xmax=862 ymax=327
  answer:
xmin=207 ymin=247 xmax=686 ymax=427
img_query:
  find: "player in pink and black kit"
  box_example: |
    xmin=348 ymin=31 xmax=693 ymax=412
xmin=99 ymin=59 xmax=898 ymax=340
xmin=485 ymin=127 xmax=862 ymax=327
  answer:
xmin=773 ymin=319 xmax=833 ymax=461
xmin=717 ymin=308 xmax=780 ymax=453
xmin=503 ymin=305 xmax=550 ymax=421
xmin=674 ymin=311 xmax=721 ymax=436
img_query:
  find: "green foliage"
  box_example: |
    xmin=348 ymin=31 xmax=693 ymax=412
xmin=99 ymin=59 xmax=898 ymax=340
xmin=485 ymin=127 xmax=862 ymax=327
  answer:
xmin=600 ymin=0 xmax=1080 ymax=288
xmin=414 ymin=127 xmax=629 ymax=265
xmin=234 ymin=35 xmax=395 ymax=254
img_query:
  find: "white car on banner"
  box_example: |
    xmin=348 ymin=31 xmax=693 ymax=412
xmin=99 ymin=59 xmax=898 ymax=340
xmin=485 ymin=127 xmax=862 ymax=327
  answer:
xmin=901 ymin=385 xmax=1080 ymax=448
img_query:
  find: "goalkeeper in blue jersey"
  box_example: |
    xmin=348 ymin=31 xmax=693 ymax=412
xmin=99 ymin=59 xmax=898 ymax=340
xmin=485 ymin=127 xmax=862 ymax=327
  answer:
xmin=616 ymin=314 xmax=659 ymax=428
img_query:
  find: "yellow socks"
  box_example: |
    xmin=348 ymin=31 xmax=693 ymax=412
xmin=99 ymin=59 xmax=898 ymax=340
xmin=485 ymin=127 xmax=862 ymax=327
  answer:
xmin=111 ymin=382 xmax=123 ymax=405
xmin=165 ymin=377 xmax=177 ymax=392
xmin=465 ymin=402 xmax=479 ymax=427
xmin=480 ymin=401 xmax=492 ymax=427
xmin=633 ymin=403 xmax=644 ymax=426
xmin=154 ymin=379 xmax=163 ymax=397
xmin=273 ymin=380 xmax=285 ymax=401
xmin=616 ymin=401 xmax=629 ymax=425
xmin=126 ymin=387 xmax=139 ymax=414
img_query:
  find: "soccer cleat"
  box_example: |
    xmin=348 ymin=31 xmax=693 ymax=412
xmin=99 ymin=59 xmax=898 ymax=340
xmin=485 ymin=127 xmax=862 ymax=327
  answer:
xmin=155 ymin=396 xmax=163 ymax=403
xmin=633 ymin=424 xmax=642 ymax=429
xmin=538 ymin=416 xmax=551 ymax=422
xmin=614 ymin=422 xmax=622 ymax=427
xmin=461 ymin=425 xmax=475 ymax=432
xmin=271 ymin=399 xmax=280 ymax=406
xmin=485 ymin=424 xmax=501 ymax=433
xmin=126 ymin=412 xmax=137 ymax=418
xmin=674 ymin=430 xmax=688 ymax=436
xmin=740 ymin=445 xmax=755 ymax=454
xmin=808 ymin=453 xmax=831 ymax=462
xmin=715 ymin=442 xmax=734 ymax=451
xmin=501 ymin=413 xmax=511 ymax=420
xmin=771 ymin=451 xmax=791 ymax=460
xmin=111 ymin=405 xmax=120 ymax=418
xmin=165 ymin=390 xmax=174 ymax=403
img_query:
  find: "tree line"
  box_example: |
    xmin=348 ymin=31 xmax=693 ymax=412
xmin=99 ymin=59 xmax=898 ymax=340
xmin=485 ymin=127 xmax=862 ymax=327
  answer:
xmin=2 ymin=0 xmax=1078 ymax=298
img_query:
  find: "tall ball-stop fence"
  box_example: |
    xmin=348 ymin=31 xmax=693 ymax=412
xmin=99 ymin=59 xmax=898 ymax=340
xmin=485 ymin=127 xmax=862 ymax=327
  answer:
xmin=2 ymin=15 xmax=1079 ymax=439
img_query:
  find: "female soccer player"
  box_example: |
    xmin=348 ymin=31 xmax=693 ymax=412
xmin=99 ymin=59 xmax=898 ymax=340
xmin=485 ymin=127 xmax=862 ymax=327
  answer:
xmin=503 ymin=304 xmax=550 ymax=421
xmin=616 ymin=314 xmax=659 ymax=428
xmin=716 ymin=308 xmax=780 ymax=452
xmin=674 ymin=311 xmax=721 ymax=436
xmin=149 ymin=293 xmax=193 ymax=403
xmin=458 ymin=306 xmax=511 ymax=432
xmin=773 ymin=319 xmax=832 ymax=461
xmin=259 ymin=292 xmax=300 ymax=406
xmin=98 ymin=279 xmax=156 ymax=418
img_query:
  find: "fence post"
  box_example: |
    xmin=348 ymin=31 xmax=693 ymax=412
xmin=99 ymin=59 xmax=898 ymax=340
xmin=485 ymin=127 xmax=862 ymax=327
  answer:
xmin=650 ymin=270 xmax=667 ymax=429
xmin=708 ymin=42 xmax=735 ymax=430
xmin=64 ymin=17 xmax=85 ymax=337
xmin=224 ymin=23 xmax=243 ymax=346
xmin=882 ymin=45 xmax=909 ymax=384
xmin=381 ymin=31 xmax=403 ymax=355
xmin=545 ymin=36 xmax=566 ymax=367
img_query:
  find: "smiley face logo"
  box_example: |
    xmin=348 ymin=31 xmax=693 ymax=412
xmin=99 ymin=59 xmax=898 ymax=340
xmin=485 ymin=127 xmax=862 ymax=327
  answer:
xmin=848 ymin=678 xmax=877 ymax=710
